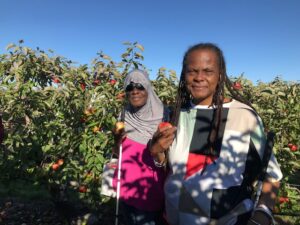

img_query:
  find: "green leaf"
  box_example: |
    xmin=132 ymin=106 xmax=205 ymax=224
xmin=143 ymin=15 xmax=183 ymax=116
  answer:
xmin=133 ymin=61 xmax=138 ymax=69
xmin=278 ymin=91 xmax=286 ymax=97
xmin=101 ymin=54 xmax=111 ymax=60
xmin=6 ymin=43 xmax=16 ymax=50
xmin=135 ymin=44 xmax=144 ymax=52
xmin=261 ymin=88 xmax=273 ymax=94
xmin=122 ymin=41 xmax=132 ymax=45
xmin=121 ymin=53 xmax=129 ymax=58
xmin=159 ymin=91 xmax=169 ymax=97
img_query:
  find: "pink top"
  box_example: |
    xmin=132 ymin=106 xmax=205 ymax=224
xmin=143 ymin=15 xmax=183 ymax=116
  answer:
xmin=113 ymin=137 xmax=166 ymax=211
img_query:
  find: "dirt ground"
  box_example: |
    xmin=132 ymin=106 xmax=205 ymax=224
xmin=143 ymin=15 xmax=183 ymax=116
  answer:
xmin=0 ymin=197 xmax=296 ymax=225
xmin=0 ymin=198 xmax=65 ymax=225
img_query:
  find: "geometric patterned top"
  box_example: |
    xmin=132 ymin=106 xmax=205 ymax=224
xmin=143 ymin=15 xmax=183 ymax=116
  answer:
xmin=165 ymin=100 xmax=282 ymax=225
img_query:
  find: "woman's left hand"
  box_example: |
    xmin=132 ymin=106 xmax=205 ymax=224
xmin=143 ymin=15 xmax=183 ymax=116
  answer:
xmin=150 ymin=125 xmax=176 ymax=154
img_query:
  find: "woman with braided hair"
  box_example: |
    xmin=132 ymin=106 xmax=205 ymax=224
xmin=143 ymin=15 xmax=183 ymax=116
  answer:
xmin=150 ymin=43 xmax=282 ymax=225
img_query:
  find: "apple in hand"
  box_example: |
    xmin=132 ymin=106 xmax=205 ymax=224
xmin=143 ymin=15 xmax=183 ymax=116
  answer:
xmin=115 ymin=122 xmax=125 ymax=133
xmin=158 ymin=122 xmax=172 ymax=131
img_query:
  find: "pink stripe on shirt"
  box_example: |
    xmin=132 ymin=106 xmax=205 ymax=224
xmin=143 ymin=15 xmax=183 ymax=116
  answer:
xmin=113 ymin=137 xmax=166 ymax=211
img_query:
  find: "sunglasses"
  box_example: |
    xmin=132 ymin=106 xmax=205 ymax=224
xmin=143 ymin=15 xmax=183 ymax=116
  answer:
xmin=125 ymin=82 xmax=145 ymax=92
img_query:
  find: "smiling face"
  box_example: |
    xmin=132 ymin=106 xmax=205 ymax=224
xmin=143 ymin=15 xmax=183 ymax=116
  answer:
xmin=184 ymin=49 xmax=220 ymax=105
xmin=126 ymin=83 xmax=148 ymax=109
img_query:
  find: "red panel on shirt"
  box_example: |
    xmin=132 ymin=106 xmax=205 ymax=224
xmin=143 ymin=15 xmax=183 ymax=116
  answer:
xmin=184 ymin=153 xmax=217 ymax=179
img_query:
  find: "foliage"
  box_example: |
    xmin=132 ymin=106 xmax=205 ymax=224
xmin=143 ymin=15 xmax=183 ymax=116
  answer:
xmin=0 ymin=41 xmax=161 ymax=208
xmin=230 ymin=76 xmax=300 ymax=223
xmin=152 ymin=67 xmax=178 ymax=106
xmin=232 ymin=76 xmax=300 ymax=177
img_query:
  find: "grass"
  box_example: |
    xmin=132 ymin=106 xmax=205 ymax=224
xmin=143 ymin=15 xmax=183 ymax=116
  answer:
xmin=0 ymin=178 xmax=52 ymax=201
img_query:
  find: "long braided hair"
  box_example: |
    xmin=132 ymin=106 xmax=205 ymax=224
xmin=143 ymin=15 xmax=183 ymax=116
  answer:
xmin=171 ymin=43 xmax=253 ymax=152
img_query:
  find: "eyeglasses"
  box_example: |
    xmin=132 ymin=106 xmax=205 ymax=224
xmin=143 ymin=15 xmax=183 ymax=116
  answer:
xmin=125 ymin=82 xmax=145 ymax=92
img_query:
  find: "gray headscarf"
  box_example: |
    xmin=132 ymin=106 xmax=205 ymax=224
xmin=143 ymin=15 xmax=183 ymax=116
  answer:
xmin=123 ymin=69 xmax=164 ymax=145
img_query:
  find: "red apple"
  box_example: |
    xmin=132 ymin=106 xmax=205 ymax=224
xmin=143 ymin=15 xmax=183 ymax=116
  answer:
xmin=57 ymin=159 xmax=64 ymax=166
xmin=110 ymin=79 xmax=116 ymax=85
xmin=80 ymin=83 xmax=86 ymax=91
xmin=233 ymin=81 xmax=242 ymax=90
xmin=279 ymin=197 xmax=289 ymax=204
xmin=290 ymin=145 xmax=298 ymax=152
xmin=158 ymin=122 xmax=172 ymax=131
xmin=79 ymin=185 xmax=87 ymax=193
xmin=52 ymin=163 xmax=59 ymax=171
xmin=93 ymin=80 xmax=100 ymax=86
xmin=52 ymin=77 xmax=60 ymax=84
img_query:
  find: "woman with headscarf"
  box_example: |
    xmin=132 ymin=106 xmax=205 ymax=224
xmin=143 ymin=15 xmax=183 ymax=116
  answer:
xmin=112 ymin=69 xmax=168 ymax=225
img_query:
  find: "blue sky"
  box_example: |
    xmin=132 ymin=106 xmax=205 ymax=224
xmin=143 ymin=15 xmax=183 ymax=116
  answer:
xmin=1 ymin=0 xmax=300 ymax=83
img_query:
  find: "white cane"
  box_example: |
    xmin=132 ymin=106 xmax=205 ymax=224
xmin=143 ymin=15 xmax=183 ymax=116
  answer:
xmin=115 ymin=143 xmax=123 ymax=225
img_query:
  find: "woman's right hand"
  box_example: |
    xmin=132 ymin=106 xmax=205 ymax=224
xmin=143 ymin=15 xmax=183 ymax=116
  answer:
xmin=150 ymin=123 xmax=177 ymax=158
xmin=112 ymin=122 xmax=126 ymax=156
